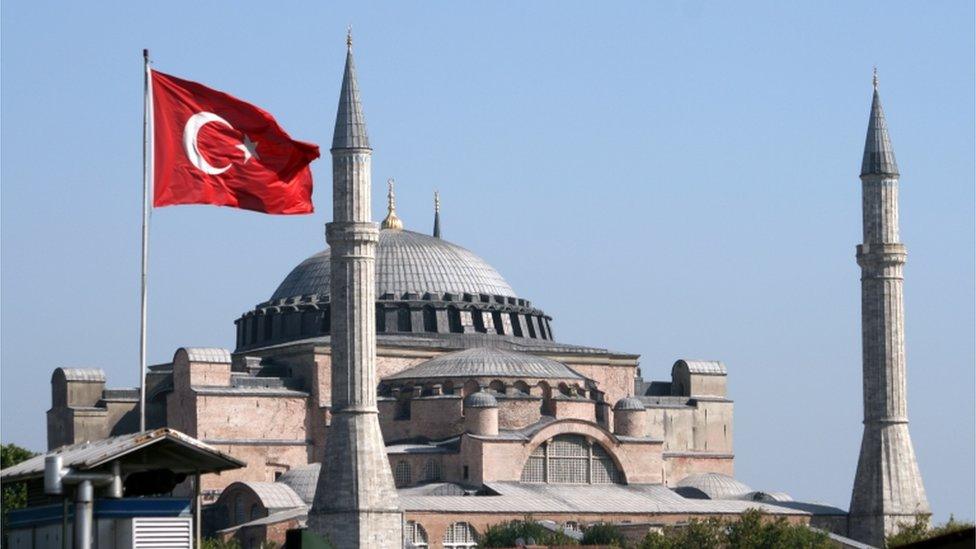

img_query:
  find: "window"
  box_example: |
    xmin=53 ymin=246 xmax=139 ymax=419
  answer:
xmin=471 ymin=310 xmax=486 ymax=333
xmin=376 ymin=304 xmax=386 ymax=333
xmin=488 ymin=380 xmax=506 ymax=395
xmin=513 ymin=381 xmax=531 ymax=395
xmin=423 ymin=306 xmax=437 ymax=332
xmin=405 ymin=521 xmax=429 ymax=548
xmin=394 ymin=460 xmax=412 ymax=487
xmin=491 ymin=311 xmax=505 ymax=334
xmin=442 ymin=522 xmax=477 ymax=549
xmin=320 ymin=306 xmax=331 ymax=334
xmin=397 ymin=305 xmax=412 ymax=332
xmin=463 ymin=465 xmax=469 ymax=480
xmin=509 ymin=313 xmax=523 ymax=337
xmin=519 ymin=435 xmax=622 ymax=485
xmin=525 ymin=315 xmax=537 ymax=338
xmin=249 ymin=503 xmax=261 ymax=521
xmin=447 ymin=306 xmax=462 ymax=333
xmin=263 ymin=315 xmax=273 ymax=341
xmin=422 ymin=459 xmax=442 ymax=482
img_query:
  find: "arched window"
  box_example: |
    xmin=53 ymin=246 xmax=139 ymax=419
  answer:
xmin=405 ymin=521 xmax=429 ymax=548
xmin=488 ymin=380 xmax=506 ymax=395
xmin=447 ymin=306 xmax=462 ymax=333
xmin=471 ymin=310 xmax=486 ymax=333
xmin=423 ymin=305 xmax=438 ymax=332
xmin=422 ymin=459 xmax=442 ymax=482
xmin=491 ymin=310 xmax=505 ymax=334
xmin=525 ymin=315 xmax=537 ymax=338
xmin=513 ymin=381 xmax=530 ymax=395
xmin=394 ymin=460 xmax=412 ymax=487
xmin=519 ymin=435 xmax=622 ymax=485
xmin=539 ymin=382 xmax=555 ymax=416
xmin=442 ymin=522 xmax=478 ymax=549
xmin=442 ymin=380 xmax=455 ymax=395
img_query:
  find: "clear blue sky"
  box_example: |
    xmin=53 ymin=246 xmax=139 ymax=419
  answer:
xmin=2 ymin=1 xmax=973 ymax=522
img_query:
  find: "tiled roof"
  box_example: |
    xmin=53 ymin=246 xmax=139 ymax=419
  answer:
xmin=0 ymin=428 xmax=244 ymax=482
xmin=57 ymin=368 xmax=106 ymax=382
xmin=384 ymin=347 xmax=586 ymax=381
xmin=183 ymin=347 xmax=231 ymax=364
xmin=674 ymin=360 xmax=727 ymax=375
xmin=272 ymin=230 xmax=517 ymax=300
xmin=235 ymin=481 xmax=306 ymax=510
xmin=399 ymin=482 xmax=843 ymax=516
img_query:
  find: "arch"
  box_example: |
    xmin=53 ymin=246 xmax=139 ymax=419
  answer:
xmin=558 ymin=382 xmax=572 ymax=397
xmin=442 ymin=522 xmax=478 ymax=548
xmin=405 ymin=521 xmax=429 ymax=548
xmin=462 ymin=379 xmax=480 ymax=398
xmin=513 ymin=380 xmax=531 ymax=395
xmin=249 ymin=503 xmax=261 ymax=521
xmin=520 ymin=433 xmax=622 ymax=485
xmin=422 ymin=305 xmax=437 ymax=332
xmin=394 ymin=460 xmax=412 ymax=487
xmin=488 ymin=380 xmax=506 ymax=395
xmin=442 ymin=380 xmax=455 ymax=395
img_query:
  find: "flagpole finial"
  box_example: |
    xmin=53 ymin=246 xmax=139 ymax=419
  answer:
xmin=382 ymin=178 xmax=404 ymax=230
xmin=873 ymin=66 xmax=879 ymax=91
xmin=347 ymin=26 xmax=353 ymax=49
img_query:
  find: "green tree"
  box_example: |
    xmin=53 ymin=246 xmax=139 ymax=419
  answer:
xmin=480 ymin=519 xmax=578 ymax=547
xmin=582 ymin=522 xmax=627 ymax=546
xmin=887 ymin=514 xmax=975 ymax=547
xmin=2 ymin=443 xmax=37 ymax=548
xmin=638 ymin=510 xmax=831 ymax=549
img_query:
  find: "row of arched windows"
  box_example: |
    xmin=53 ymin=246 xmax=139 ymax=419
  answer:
xmin=393 ymin=458 xmax=443 ymax=488
xmin=405 ymin=521 xmax=477 ymax=549
xmin=236 ymin=305 xmax=554 ymax=348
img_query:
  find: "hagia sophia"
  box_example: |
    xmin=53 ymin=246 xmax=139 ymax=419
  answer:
xmin=35 ymin=38 xmax=927 ymax=549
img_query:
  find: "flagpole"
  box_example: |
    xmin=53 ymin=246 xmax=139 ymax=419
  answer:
xmin=139 ymin=48 xmax=151 ymax=432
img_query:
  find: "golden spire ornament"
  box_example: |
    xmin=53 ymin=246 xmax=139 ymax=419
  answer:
xmin=381 ymin=178 xmax=404 ymax=230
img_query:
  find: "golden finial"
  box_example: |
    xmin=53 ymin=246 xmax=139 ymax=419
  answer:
xmin=382 ymin=178 xmax=404 ymax=230
xmin=346 ymin=25 xmax=353 ymax=49
xmin=873 ymin=67 xmax=878 ymax=91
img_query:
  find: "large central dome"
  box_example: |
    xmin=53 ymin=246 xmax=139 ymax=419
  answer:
xmin=271 ymin=229 xmax=517 ymax=301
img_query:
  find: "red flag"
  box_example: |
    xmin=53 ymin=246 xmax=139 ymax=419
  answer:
xmin=151 ymin=71 xmax=320 ymax=214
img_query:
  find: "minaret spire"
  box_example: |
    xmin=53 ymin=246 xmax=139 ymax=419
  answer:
xmin=861 ymin=68 xmax=898 ymax=177
xmin=381 ymin=178 xmax=404 ymax=230
xmin=309 ymin=34 xmax=403 ymax=547
xmin=849 ymin=70 xmax=929 ymax=547
xmin=433 ymin=190 xmax=441 ymax=238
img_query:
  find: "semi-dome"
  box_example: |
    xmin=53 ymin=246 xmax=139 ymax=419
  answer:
xmin=272 ymin=229 xmax=516 ymax=301
xmin=277 ymin=463 xmax=321 ymax=505
xmin=384 ymin=347 xmax=586 ymax=382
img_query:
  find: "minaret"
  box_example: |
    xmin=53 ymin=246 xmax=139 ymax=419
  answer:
xmin=308 ymin=32 xmax=403 ymax=546
xmin=433 ymin=190 xmax=441 ymax=238
xmin=849 ymin=69 xmax=929 ymax=546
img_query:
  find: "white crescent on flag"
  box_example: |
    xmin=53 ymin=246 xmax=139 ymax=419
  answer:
xmin=182 ymin=112 xmax=259 ymax=175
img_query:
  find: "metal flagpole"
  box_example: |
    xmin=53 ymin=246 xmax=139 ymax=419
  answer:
xmin=139 ymin=49 xmax=152 ymax=432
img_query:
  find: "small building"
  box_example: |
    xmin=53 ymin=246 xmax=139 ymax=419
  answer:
xmin=2 ymin=428 xmax=244 ymax=549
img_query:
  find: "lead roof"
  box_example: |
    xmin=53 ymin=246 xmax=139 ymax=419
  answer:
xmin=861 ymin=84 xmax=899 ymax=176
xmin=383 ymin=347 xmax=586 ymax=382
xmin=332 ymin=45 xmax=370 ymax=150
xmin=271 ymin=229 xmax=517 ymax=301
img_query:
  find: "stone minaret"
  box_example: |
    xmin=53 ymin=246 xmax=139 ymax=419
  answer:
xmin=308 ymin=33 xmax=403 ymax=546
xmin=849 ymin=70 xmax=929 ymax=546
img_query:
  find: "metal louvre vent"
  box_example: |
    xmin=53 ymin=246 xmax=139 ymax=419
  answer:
xmin=132 ymin=517 xmax=192 ymax=548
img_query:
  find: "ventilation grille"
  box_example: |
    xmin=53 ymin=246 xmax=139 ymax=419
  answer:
xmin=132 ymin=517 xmax=192 ymax=548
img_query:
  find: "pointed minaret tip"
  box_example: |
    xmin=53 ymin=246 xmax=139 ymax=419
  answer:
xmin=433 ymin=190 xmax=441 ymax=238
xmin=382 ymin=178 xmax=404 ymax=230
xmin=332 ymin=30 xmax=370 ymax=150
xmin=861 ymin=68 xmax=898 ymax=177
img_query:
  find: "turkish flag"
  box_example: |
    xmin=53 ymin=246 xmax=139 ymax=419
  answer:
xmin=151 ymin=71 xmax=320 ymax=214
